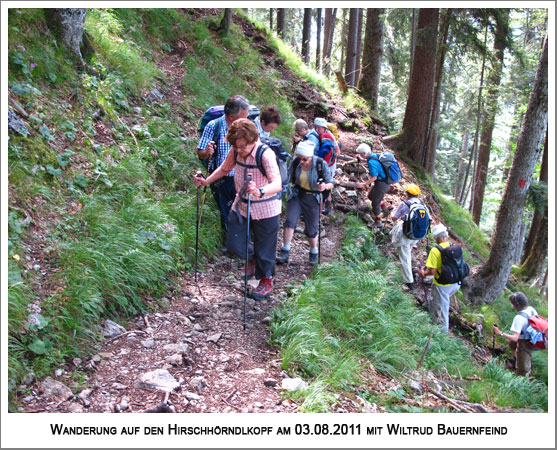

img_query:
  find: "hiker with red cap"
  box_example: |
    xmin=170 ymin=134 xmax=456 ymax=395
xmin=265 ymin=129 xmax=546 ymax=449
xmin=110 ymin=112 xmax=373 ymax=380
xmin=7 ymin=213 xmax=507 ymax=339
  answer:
xmin=194 ymin=119 xmax=282 ymax=301
xmin=391 ymin=184 xmax=430 ymax=291
xmin=276 ymin=141 xmax=335 ymax=266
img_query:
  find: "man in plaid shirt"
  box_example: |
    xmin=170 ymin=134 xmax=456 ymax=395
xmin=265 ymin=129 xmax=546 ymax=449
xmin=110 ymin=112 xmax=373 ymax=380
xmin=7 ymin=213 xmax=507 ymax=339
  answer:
xmin=197 ymin=95 xmax=250 ymax=240
xmin=194 ymin=119 xmax=283 ymax=300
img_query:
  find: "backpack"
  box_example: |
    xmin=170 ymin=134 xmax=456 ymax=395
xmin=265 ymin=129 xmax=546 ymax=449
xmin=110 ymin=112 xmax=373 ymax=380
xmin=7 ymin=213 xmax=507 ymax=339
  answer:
xmin=370 ymin=153 xmax=402 ymax=184
xmin=433 ymin=244 xmax=470 ymax=285
xmin=235 ymin=137 xmax=291 ymax=198
xmin=518 ymin=311 xmax=548 ymax=350
xmin=317 ymin=131 xmax=337 ymax=167
xmin=402 ymin=200 xmax=431 ymax=240
xmin=327 ymin=122 xmax=339 ymax=141
xmin=197 ymin=104 xmax=260 ymax=170
xmin=198 ymin=104 xmax=260 ymax=137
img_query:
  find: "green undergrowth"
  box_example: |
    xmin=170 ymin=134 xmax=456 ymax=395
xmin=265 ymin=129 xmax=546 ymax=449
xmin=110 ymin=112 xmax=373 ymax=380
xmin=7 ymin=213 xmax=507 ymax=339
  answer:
xmin=270 ymin=217 xmax=478 ymax=412
xmin=422 ymin=176 xmax=548 ymax=392
xmin=270 ymin=217 xmax=548 ymax=412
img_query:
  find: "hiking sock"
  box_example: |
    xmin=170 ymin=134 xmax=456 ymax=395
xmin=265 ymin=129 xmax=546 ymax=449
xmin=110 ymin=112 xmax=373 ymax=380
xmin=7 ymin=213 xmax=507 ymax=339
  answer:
xmin=310 ymin=247 xmax=318 ymax=254
xmin=281 ymin=244 xmax=291 ymax=252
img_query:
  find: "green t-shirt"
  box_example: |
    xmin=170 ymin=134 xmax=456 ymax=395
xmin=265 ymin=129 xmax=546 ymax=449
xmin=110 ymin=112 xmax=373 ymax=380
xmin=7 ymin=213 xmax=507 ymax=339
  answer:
xmin=426 ymin=241 xmax=451 ymax=286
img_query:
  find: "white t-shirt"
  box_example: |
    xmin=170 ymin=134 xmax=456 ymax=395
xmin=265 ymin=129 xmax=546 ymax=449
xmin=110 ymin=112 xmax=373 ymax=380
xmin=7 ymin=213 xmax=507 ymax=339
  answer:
xmin=510 ymin=306 xmax=537 ymax=336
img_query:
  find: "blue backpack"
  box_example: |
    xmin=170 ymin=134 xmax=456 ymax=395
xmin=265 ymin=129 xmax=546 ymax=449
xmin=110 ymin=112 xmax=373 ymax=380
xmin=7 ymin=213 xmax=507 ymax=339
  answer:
xmin=370 ymin=152 xmax=401 ymax=184
xmin=198 ymin=104 xmax=260 ymax=136
xmin=402 ymin=200 xmax=431 ymax=240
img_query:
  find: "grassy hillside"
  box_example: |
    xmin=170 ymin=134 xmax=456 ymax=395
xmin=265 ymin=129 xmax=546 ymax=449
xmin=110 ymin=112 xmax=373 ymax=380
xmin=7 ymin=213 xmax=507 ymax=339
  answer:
xmin=7 ymin=8 xmax=547 ymax=411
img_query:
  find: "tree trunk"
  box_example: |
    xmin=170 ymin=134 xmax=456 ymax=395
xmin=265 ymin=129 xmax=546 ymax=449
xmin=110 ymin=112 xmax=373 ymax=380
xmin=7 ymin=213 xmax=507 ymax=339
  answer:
xmin=358 ymin=9 xmax=385 ymax=111
xmin=424 ymin=10 xmax=451 ymax=178
xmin=454 ymin=127 xmax=470 ymax=201
xmin=519 ymin=129 xmax=548 ymax=279
xmin=355 ymin=8 xmax=364 ymax=85
xmin=44 ymin=8 xmax=87 ymax=64
xmin=323 ymin=8 xmax=337 ymax=76
xmin=277 ymin=8 xmax=286 ymax=39
xmin=471 ymin=10 xmax=509 ymax=225
xmin=464 ymin=35 xmax=548 ymax=305
xmin=269 ymin=8 xmax=273 ymax=31
xmin=459 ymin=25 xmax=488 ymax=206
xmin=340 ymin=9 xmax=347 ymax=75
xmin=218 ymin=9 xmax=232 ymax=35
xmin=302 ymin=8 xmax=312 ymax=65
xmin=345 ymin=9 xmax=359 ymax=87
xmin=316 ymin=8 xmax=322 ymax=72
xmin=409 ymin=8 xmax=417 ymax=91
xmin=383 ymin=8 xmax=439 ymax=167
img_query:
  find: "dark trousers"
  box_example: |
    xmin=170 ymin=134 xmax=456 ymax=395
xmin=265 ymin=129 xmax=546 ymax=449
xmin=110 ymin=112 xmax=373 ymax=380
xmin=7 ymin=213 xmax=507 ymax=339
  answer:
xmin=210 ymin=176 xmax=236 ymax=237
xmin=226 ymin=209 xmax=280 ymax=280
xmin=284 ymin=192 xmax=320 ymax=238
xmin=368 ymin=180 xmax=390 ymax=217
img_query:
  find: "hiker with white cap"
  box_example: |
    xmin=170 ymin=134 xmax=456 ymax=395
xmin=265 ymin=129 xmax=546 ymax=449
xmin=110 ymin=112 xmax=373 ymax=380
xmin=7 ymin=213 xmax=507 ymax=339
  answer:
xmin=312 ymin=117 xmax=339 ymax=215
xmin=276 ymin=141 xmax=335 ymax=266
xmin=355 ymin=143 xmax=391 ymax=230
xmin=391 ymin=184 xmax=431 ymax=291
xmin=418 ymin=223 xmax=462 ymax=333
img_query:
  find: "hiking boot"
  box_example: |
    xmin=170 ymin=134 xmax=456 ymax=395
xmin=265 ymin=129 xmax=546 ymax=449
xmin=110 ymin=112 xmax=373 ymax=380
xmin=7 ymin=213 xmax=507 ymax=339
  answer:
xmin=250 ymin=277 xmax=273 ymax=301
xmin=405 ymin=282 xmax=416 ymax=291
xmin=309 ymin=252 xmax=318 ymax=266
xmin=276 ymin=248 xmax=290 ymax=265
xmin=240 ymin=259 xmax=256 ymax=279
xmin=374 ymin=217 xmax=384 ymax=231
xmin=322 ymin=203 xmax=332 ymax=216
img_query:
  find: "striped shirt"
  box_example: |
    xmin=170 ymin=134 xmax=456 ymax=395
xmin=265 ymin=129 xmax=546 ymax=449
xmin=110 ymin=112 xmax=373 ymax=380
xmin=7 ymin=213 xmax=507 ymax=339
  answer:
xmin=220 ymin=141 xmax=282 ymax=220
xmin=197 ymin=116 xmax=234 ymax=177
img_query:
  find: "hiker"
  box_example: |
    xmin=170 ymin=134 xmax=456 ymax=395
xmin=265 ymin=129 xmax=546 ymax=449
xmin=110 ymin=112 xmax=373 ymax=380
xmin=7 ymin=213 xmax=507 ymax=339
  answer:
xmin=197 ymin=95 xmax=250 ymax=239
xmin=417 ymin=223 xmax=460 ymax=333
xmin=355 ymin=143 xmax=390 ymax=229
xmin=312 ymin=117 xmax=340 ymax=216
xmin=313 ymin=117 xmax=340 ymax=173
xmin=254 ymin=106 xmax=282 ymax=138
xmin=276 ymin=141 xmax=335 ymax=266
xmin=194 ymin=119 xmax=282 ymax=300
xmin=292 ymin=118 xmax=320 ymax=153
xmin=493 ymin=292 xmax=539 ymax=376
xmin=390 ymin=184 xmax=427 ymax=291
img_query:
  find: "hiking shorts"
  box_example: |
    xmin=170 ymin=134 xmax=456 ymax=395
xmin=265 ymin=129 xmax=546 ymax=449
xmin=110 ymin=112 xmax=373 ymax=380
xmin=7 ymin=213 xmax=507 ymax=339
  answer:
xmin=284 ymin=191 xmax=320 ymax=238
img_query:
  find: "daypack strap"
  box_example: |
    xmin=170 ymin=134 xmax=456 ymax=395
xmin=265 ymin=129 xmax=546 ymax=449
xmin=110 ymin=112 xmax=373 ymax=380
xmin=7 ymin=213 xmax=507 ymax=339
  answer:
xmin=236 ymin=145 xmax=282 ymax=203
xmin=517 ymin=310 xmax=535 ymax=338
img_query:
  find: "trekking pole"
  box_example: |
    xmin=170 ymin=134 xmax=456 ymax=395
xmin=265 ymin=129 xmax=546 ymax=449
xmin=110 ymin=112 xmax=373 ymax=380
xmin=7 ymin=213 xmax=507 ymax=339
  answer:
xmin=194 ymin=169 xmax=202 ymax=283
xmin=356 ymin=188 xmax=360 ymax=220
xmin=418 ymin=263 xmax=429 ymax=307
xmin=318 ymin=178 xmax=323 ymax=265
xmin=492 ymin=323 xmax=497 ymax=354
xmin=198 ymin=144 xmax=215 ymax=227
xmin=243 ymin=173 xmax=253 ymax=331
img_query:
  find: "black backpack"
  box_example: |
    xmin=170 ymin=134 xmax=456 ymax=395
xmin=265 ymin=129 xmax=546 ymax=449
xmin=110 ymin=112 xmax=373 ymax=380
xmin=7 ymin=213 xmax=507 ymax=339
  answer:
xmin=434 ymin=244 xmax=470 ymax=285
xmin=235 ymin=137 xmax=291 ymax=198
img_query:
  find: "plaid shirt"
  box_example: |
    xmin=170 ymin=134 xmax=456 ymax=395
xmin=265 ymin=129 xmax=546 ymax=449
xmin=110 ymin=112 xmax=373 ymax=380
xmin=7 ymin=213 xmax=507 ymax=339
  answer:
xmin=197 ymin=117 xmax=234 ymax=176
xmin=220 ymin=141 xmax=282 ymax=220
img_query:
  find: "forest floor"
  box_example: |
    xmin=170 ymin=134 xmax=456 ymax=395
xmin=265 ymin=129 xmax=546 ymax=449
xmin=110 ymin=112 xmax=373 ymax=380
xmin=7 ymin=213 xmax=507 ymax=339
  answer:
xmin=13 ymin=11 xmax=514 ymax=414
